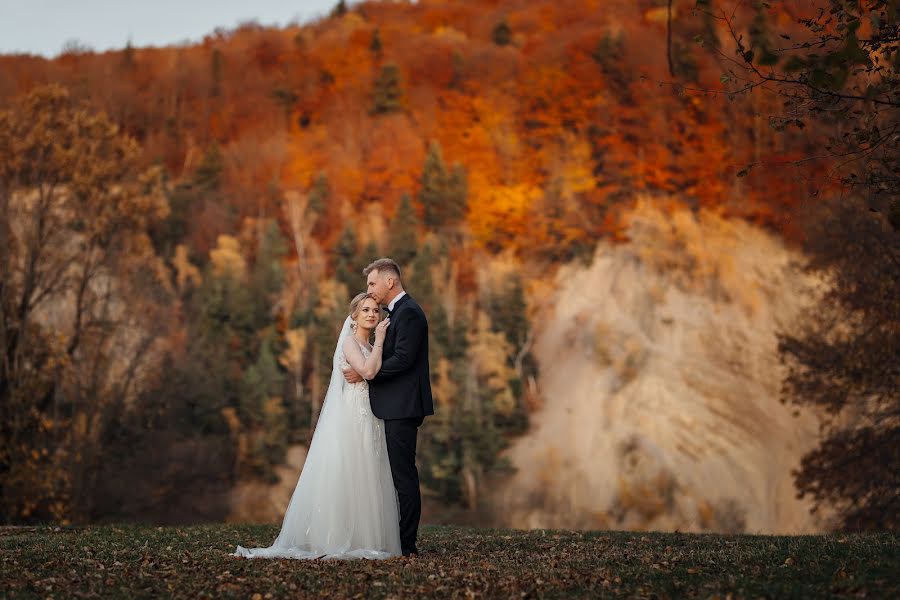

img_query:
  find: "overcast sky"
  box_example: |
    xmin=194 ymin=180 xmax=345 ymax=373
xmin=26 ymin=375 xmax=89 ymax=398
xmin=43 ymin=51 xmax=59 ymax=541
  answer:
xmin=0 ymin=1 xmax=345 ymax=57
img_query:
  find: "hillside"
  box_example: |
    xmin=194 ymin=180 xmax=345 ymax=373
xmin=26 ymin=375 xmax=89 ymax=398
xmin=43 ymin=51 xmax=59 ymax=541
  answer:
xmin=0 ymin=0 xmax=826 ymax=256
xmin=0 ymin=0 xmax=854 ymax=530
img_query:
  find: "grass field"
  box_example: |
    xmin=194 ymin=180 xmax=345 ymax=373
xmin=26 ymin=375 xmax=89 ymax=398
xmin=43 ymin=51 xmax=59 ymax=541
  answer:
xmin=1 ymin=523 xmax=897 ymax=599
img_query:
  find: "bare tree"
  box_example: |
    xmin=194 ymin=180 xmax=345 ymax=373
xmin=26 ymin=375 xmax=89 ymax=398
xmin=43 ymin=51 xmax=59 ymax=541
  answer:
xmin=0 ymin=85 xmax=169 ymax=523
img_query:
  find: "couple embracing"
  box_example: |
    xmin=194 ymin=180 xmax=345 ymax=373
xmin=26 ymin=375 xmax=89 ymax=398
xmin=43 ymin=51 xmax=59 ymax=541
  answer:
xmin=234 ymin=258 xmax=433 ymax=560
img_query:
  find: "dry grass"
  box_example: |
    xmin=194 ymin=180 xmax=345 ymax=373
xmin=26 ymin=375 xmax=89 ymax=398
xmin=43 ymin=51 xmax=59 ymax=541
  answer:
xmin=1 ymin=523 xmax=897 ymax=599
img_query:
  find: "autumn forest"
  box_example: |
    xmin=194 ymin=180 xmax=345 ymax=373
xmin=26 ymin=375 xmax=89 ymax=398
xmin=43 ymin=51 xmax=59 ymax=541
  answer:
xmin=1 ymin=0 xmax=897 ymax=531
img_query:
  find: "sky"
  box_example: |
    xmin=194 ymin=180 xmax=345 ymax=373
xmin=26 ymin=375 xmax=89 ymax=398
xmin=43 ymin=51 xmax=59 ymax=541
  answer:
xmin=0 ymin=0 xmax=345 ymax=57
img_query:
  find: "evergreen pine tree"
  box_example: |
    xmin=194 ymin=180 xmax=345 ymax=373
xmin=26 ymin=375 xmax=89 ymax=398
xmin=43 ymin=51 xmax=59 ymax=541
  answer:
xmin=389 ymin=193 xmax=419 ymax=267
xmin=447 ymin=163 xmax=468 ymax=223
xmin=429 ymin=302 xmax=451 ymax=361
xmin=334 ymin=224 xmax=359 ymax=295
xmin=272 ymin=87 xmax=299 ymax=128
xmin=241 ymin=337 xmax=283 ymax=419
xmin=370 ymin=27 xmax=383 ymax=57
xmin=450 ymin=51 xmax=464 ymax=90
xmin=419 ymin=142 xmax=447 ymax=227
xmin=210 ymin=49 xmax=224 ymax=98
xmin=249 ymin=220 xmax=287 ymax=327
xmin=121 ymin=40 xmax=135 ymax=70
xmin=419 ymin=141 xmax=468 ymax=228
xmin=331 ymin=0 xmax=348 ymax=18
xmin=363 ymin=239 xmax=379 ymax=261
xmin=371 ymin=63 xmax=403 ymax=115
xmin=484 ymin=273 xmax=534 ymax=432
xmin=195 ymin=143 xmax=224 ymax=191
xmin=361 ymin=239 xmax=379 ymax=273
xmin=240 ymin=336 xmax=288 ymax=481
xmin=591 ymin=32 xmax=624 ymax=66
xmin=308 ymin=171 xmax=330 ymax=216
xmin=486 ymin=273 xmax=528 ymax=351
xmin=492 ymin=19 xmax=512 ymax=46
xmin=409 ymin=241 xmax=435 ymax=306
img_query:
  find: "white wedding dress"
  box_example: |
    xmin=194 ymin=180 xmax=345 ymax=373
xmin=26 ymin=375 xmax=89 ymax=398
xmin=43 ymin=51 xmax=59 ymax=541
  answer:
xmin=233 ymin=317 xmax=401 ymax=560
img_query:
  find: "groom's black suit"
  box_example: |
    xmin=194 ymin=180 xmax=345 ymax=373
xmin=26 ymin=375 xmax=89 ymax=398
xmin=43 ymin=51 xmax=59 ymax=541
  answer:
xmin=367 ymin=293 xmax=433 ymax=556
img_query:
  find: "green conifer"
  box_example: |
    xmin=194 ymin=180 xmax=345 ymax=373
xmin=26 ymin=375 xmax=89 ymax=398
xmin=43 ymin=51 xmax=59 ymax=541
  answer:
xmin=334 ymin=224 xmax=359 ymax=294
xmin=195 ymin=143 xmax=224 ymax=190
xmin=389 ymin=193 xmax=419 ymax=267
xmin=492 ymin=19 xmax=512 ymax=46
xmin=308 ymin=171 xmax=330 ymax=216
xmin=370 ymin=27 xmax=382 ymax=57
xmin=419 ymin=142 xmax=468 ymax=228
xmin=371 ymin=63 xmax=403 ymax=114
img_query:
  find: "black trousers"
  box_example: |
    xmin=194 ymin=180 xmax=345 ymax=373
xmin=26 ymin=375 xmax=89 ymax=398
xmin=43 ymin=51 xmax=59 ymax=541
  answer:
xmin=384 ymin=416 xmax=424 ymax=555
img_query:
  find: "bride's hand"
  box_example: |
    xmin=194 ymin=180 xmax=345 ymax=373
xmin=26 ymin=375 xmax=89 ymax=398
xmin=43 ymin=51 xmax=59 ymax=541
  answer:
xmin=342 ymin=366 xmax=363 ymax=383
xmin=374 ymin=318 xmax=390 ymax=345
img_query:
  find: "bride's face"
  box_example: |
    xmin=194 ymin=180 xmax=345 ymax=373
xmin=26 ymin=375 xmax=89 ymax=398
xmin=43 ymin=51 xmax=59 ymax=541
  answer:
xmin=354 ymin=298 xmax=380 ymax=330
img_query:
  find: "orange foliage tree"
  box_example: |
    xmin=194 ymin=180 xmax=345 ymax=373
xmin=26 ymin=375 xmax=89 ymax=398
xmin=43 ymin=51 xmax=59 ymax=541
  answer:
xmin=0 ymin=0 xmax=849 ymax=520
xmin=0 ymin=85 xmax=169 ymax=523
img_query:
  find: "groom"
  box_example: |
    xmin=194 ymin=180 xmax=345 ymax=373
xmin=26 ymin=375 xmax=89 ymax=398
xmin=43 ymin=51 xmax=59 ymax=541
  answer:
xmin=343 ymin=257 xmax=434 ymax=557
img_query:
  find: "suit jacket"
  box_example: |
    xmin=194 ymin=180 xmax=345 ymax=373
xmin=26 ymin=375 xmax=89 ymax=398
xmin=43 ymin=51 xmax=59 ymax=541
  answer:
xmin=367 ymin=293 xmax=434 ymax=420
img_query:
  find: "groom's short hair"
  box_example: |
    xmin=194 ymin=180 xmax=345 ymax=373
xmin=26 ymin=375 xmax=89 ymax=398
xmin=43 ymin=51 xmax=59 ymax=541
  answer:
xmin=363 ymin=258 xmax=402 ymax=283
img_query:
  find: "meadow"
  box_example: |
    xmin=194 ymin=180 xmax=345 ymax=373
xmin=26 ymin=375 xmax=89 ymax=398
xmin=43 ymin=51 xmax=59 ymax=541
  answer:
xmin=2 ymin=524 xmax=897 ymax=599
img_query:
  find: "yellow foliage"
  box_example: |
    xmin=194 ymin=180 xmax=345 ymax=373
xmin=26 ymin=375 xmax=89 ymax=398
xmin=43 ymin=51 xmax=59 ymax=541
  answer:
xmin=432 ymin=357 xmax=458 ymax=408
xmin=263 ymin=396 xmax=286 ymax=419
xmin=338 ymin=11 xmax=367 ymax=33
xmin=432 ymin=25 xmax=468 ymax=43
xmin=468 ymin=183 xmax=541 ymax=247
xmin=279 ymin=328 xmax=307 ymax=372
xmin=174 ymin=244 xmax=202 ymax=291
xmin=210 ymin=235 xmax=247 ymax=279
xmin=561 ymin=138 xmax=596 ymax=194
xmin=221 ymin=406 xmax=245 ymax=472
xmin=468 ymin=311 xmax=518 ymax=417
xmin=74 ymin=412 xmax=88 ymax=437
xmin=644 ymin=6 xmax=677 ymax=25
xmin=493 ymin=386 xmax=517 ymax=417
xmin=221 ymin=406 xmax=241 ymax=435
xmin=313 ymin=279 xmax=347 ymax=319
xmin=696 ymin=499 xmax=716 ymax=529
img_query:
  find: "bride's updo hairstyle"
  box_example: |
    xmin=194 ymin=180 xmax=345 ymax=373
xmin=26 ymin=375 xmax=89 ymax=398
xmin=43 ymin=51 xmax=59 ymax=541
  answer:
xmin=349 ymin=292 xmax=381 ymax=325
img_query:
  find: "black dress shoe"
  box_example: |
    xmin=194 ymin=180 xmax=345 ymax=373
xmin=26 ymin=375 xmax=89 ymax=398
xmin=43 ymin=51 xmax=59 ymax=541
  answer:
xmin=402 ymin=548 xmax=419 ymax=557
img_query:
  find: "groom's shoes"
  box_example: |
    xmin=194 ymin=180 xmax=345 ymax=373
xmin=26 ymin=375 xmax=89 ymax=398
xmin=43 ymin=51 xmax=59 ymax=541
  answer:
xmin=401 ymin=547 xmax=419 ymax=558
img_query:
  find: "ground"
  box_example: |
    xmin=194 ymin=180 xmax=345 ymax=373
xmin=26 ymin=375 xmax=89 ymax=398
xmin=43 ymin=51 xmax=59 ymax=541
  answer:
xmin=1 ymin=524 xmax=897 ymax=598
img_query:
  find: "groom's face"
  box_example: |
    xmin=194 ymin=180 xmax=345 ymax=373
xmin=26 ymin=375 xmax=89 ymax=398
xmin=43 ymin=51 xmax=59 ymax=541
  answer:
xmin=366 ymin=269 xmax=390 ymax=305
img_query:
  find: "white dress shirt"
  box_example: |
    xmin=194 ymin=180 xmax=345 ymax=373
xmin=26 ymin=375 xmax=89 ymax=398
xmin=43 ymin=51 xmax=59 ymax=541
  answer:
xmin=387 ymin=291 xmax=407 ymax=312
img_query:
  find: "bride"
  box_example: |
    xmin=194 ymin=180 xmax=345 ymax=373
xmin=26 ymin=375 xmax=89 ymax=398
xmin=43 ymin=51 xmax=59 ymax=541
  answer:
xmin=233 ymin=293 xmax=401 ymax=560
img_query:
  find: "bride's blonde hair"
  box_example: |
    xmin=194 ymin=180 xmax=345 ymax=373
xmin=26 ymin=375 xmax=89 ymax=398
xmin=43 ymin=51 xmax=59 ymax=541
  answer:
xmin=349 ymin=292 xmax=381 ymax=325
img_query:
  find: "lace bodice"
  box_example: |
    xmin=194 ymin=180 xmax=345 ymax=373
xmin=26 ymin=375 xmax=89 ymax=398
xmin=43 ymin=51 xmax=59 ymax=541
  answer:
xmin=340 ymin=338 xmax=379 ymax=433
xmin=340 ymin=339 xmax=372 ymax=388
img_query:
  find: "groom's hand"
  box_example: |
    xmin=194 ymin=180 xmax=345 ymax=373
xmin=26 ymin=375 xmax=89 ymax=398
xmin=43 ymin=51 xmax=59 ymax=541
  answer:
xmin=342 ymin=367 xmax=364 ymax=384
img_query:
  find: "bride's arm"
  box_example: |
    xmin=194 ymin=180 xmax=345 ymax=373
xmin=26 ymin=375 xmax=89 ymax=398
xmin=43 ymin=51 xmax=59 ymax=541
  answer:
xmin=342 ymin=337 xmax=383 ymax=380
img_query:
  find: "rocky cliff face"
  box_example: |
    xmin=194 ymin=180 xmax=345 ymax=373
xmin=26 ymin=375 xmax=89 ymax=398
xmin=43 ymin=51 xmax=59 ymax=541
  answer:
xmin=230 ymin=200 xmax=830 ymax=533
xmin=490 ymin=200 xmax=828 ymax=533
